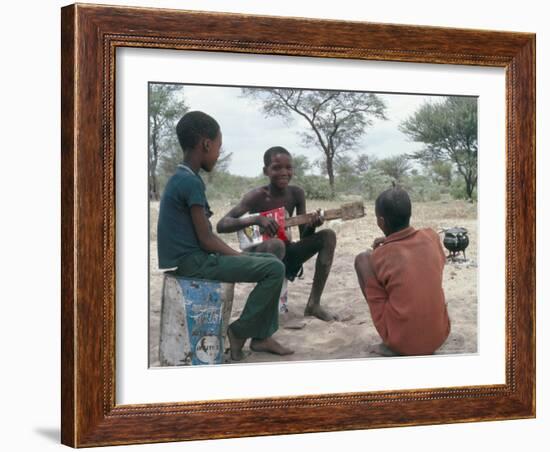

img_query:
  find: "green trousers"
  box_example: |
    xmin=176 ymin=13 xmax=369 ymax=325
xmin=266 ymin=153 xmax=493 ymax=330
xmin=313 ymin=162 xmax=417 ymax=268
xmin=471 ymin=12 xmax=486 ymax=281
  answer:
xmin=175 ymin=251 xmax=284 ymax=340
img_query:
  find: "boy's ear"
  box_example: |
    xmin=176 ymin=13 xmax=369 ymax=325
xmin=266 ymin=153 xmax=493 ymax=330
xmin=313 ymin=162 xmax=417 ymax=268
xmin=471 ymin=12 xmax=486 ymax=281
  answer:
xmin=201 ymin=137 xmax=210 ymax=153
xmin=263 ymin=166 xmax=268 ymax=176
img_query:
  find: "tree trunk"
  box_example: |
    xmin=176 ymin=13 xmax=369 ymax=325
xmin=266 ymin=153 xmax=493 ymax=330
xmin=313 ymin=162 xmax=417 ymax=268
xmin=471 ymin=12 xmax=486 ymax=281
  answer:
xmin=456 ymin=162 xmax=476 ymax=202
xmin=326 ymin=156 xmax=336 ymax=198
xmin=149 ymin=171 xmax=159 ymax=201
xmin=465 ymin=176 xmax=474 ymax=202
xmin=150 ymin=121 xmax=160 ymax=201
xmin=149 ymin=159 xmax=159 ymax=201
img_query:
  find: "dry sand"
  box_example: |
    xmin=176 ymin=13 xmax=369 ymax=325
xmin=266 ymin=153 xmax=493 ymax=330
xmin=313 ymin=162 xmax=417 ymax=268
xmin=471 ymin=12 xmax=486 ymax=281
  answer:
xmin=149 ymin=198 xmax=477 ymax=366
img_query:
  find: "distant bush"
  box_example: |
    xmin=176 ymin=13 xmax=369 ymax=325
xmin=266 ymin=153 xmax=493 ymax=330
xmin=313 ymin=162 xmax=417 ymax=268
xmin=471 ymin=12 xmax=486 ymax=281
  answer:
xmin=450 ymin=178 xmax=477 ymax=202
xmin=295 ymin=175 xmax=333 ymax=200
xmin=204 ymin=172 xmax=264 ymax=200
xmin=360 ymin=168 xmax=393 ymax=200
xmin=403 ymin=174 xmax=442 ymax=202
xmin=156 ymin=164 xmax=465 ymax=204
xmin=334 ymin=175 xmax=363 ymax=197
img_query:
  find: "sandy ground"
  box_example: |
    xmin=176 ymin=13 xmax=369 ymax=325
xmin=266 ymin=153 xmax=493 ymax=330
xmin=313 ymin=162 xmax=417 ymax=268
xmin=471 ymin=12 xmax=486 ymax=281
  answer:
xmin=149 ymin=198 xmax=477 ymax=366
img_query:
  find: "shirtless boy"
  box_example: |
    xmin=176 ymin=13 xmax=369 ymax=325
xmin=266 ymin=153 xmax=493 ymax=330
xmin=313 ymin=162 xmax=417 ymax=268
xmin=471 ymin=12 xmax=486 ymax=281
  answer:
xmin=216 ymin=146 xmax=337 ymax=321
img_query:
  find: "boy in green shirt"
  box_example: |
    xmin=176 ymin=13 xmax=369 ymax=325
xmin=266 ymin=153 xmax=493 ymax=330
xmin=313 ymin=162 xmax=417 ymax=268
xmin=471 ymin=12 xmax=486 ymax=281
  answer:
xmin=157 ymin=111 xmax=293 ymax=360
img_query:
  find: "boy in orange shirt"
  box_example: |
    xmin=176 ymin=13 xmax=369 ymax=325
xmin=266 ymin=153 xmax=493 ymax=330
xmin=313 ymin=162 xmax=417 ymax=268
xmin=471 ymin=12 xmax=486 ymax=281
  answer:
xmin=354 ymin=187 xmax=450 ymax=356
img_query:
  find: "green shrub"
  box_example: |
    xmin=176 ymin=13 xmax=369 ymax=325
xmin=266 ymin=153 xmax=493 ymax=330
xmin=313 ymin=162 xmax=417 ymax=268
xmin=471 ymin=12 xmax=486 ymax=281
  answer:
xmin=403 ymin=174 xmax=442 ymax=202
xmin=334 ymin=175 xmax=363 ymax=197
xmin=204 ymin=172 xmax=265 ymax=200
xmin=360 ymin=168 xmax=393 ymax=200
xmin=295 ymin=175 xmax=333 ymax=200
xmin=450 ymin=178 xmax=477 ymax=201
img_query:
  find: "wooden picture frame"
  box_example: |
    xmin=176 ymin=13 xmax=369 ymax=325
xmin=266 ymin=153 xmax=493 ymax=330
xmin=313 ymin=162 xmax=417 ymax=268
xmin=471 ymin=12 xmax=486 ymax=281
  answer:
xmin=61 ymin=3 xmax=535 ymax=447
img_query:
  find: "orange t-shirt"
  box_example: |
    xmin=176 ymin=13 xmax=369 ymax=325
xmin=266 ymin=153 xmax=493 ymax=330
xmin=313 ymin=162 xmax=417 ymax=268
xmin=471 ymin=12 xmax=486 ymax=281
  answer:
xmin=365 ymin=227 xmax=450 ymax=355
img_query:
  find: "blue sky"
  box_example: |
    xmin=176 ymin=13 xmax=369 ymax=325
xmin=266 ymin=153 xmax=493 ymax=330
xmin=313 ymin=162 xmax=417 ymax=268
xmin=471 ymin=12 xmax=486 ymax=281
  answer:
xmin=180 ymin=85 xmax=446 ymax=177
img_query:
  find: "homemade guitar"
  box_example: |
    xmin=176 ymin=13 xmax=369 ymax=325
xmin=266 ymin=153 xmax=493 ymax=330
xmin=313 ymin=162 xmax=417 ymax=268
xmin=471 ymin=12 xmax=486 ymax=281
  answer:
xmin=237 ymin=201 xmax=365 ymax=250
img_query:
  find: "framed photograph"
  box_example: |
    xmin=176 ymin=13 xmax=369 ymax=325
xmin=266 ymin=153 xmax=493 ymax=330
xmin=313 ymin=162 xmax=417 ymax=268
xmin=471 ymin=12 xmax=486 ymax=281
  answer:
xmin=61 ymin=3 xmax=535 ymax=447
xmin=146 ymin=84 xmax=480 ymax=371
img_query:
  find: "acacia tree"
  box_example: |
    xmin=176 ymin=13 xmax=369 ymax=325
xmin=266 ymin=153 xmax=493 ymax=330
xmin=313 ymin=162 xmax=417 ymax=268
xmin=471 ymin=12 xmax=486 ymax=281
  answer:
xmin=242 ymin=88 xmax=387 ymax=197
xmin=429 ymin=160 xmax=453 ymax=187
xmin=373 ymin=154 xmax=412 ymax=182
xmin=290 ymin=154 xmax=311 ymax=178
xmin=333 ymin=155 xmax=356 ymax=178
xmin=400 ymin=97 xmax=478 ymax=199
xmin=148 ymin=84 xmax=188 ymax=200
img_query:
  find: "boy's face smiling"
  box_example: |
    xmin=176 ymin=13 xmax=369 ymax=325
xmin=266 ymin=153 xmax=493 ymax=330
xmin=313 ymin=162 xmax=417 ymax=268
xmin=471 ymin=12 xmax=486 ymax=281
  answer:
xmin=264 ymin=153 xmax=293 ymax=190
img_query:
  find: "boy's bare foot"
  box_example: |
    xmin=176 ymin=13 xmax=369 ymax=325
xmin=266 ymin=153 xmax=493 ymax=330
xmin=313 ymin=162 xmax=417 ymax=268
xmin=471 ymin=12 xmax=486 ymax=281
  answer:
xmin=304 ymin=303 xmax=338 ymax=321
xmin=250 ymin=337 xmax=294 ymax=356
xmin=227 ymin=326 xmax=247 ymax=361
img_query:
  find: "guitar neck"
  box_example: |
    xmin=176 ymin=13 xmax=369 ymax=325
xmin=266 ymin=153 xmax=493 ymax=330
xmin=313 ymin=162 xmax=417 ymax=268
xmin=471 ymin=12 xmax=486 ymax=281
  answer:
xmin=285 ymin=209 xmax=339 ymax=228
xmin=285 ymin=202 xmax=365 ymax=228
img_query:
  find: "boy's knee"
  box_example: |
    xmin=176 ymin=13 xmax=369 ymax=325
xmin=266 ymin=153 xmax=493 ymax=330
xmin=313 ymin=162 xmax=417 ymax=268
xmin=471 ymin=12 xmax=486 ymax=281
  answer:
xmin=266 ymin=257 xmax=285 ymax=279
xmin=264 ymin=238 xmax=286 ymax=260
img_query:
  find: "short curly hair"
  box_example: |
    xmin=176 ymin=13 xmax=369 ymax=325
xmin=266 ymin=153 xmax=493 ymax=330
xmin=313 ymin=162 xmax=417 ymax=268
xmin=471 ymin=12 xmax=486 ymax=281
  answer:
xmin=375 ymin=186 xmax=411 ymax=231
xmin=263 ymin=146 xmax=291 ymax=167
xmin=176 ymin=111 xmax=220 ymax=152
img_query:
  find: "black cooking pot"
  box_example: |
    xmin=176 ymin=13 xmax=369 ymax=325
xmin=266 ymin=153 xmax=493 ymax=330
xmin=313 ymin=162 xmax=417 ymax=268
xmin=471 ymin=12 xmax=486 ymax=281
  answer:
xmin=442 ymin=227 xmax=469 ymax=258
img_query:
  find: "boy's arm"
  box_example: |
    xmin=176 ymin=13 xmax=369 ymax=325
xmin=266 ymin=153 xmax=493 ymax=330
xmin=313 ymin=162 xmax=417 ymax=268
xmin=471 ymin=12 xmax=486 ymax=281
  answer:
xmin=354 ymin=251 xmax=375 ymax=298
xmin=354 ymin=250 xmax=387 ymax=308
xmin=216 ymin=191 xmax=278 ymax=236
xmin=191 ymin=205 xmax=240 ymax=256
xmin=295 ymin=187 xmax=322 ymax=239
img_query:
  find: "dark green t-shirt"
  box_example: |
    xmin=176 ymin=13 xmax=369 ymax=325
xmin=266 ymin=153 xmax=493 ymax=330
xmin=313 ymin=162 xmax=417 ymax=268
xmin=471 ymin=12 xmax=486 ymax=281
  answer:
xmin=157 ymin=164 xmax=212 ymax=269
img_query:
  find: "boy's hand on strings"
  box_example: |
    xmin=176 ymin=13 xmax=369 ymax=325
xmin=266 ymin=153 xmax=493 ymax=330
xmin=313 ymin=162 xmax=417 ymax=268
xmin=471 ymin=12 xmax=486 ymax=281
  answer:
xmin=372 ymin=236 xmax=386 ymax=249
xmin=256 ymin=216 xmax=279 ymax=236
xmin=308 ymin=209 xmax=324 ymax=228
